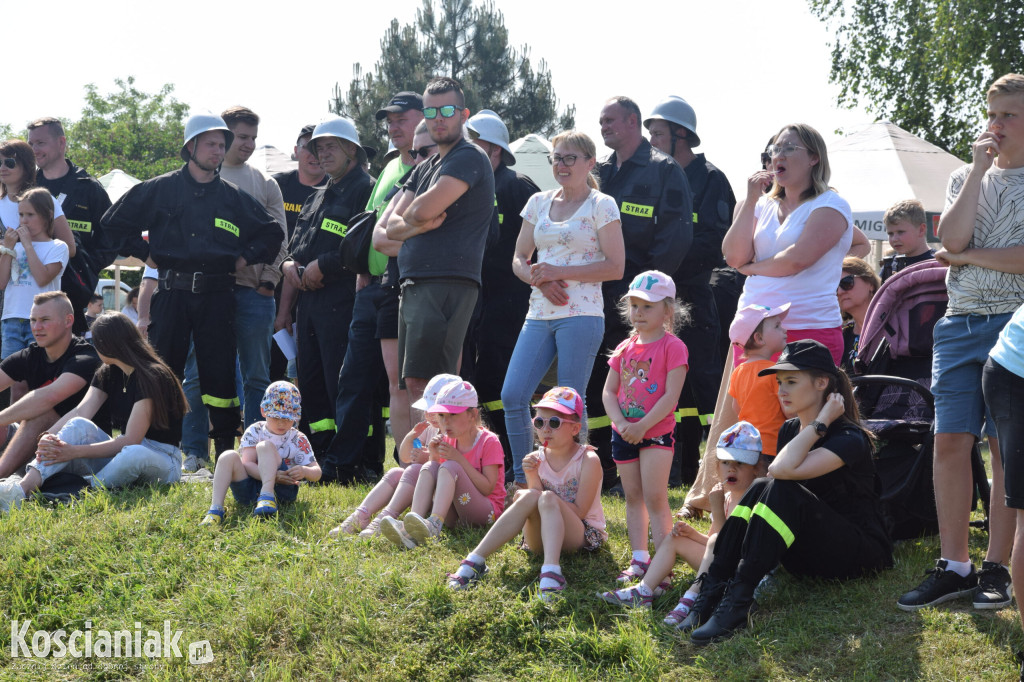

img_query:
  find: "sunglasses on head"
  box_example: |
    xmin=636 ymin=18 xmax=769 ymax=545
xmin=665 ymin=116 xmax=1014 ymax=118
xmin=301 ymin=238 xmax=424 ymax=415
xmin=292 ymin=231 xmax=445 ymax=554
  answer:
xmin=0 ymin=158 xmax=16 ymax=169
xmin=533 ymin=416 xmax=575 ymax=430
xmin=423 ymin=105 xmax=465 ymax=120
xmin=838 ymin=274 xmax=856 ymax=291
xmin=410 ymin=144 xmax=437 ymax=160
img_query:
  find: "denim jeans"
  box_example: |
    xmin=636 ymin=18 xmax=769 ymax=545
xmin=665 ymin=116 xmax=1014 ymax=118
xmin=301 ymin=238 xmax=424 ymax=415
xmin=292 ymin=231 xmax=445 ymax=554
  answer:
xmin=501 ymin=315 xmax=604 ymax=483
xmin=1 ymin=318 xmax=33 ymax=360
xmin=28 ymin=417 xmax=182 ymax=488
xmin=182 ymin=286 xmax=274 ymax=457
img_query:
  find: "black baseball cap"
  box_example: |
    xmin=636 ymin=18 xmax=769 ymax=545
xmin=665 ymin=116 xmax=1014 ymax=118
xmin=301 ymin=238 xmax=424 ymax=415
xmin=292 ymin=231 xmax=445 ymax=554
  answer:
xmin=757 ymin=340 xmax=839 ymax=377
xmin=296 ymin=123 xmax=316 ymax=144
xmin=375 ymin=92 xmax=424 ymax=120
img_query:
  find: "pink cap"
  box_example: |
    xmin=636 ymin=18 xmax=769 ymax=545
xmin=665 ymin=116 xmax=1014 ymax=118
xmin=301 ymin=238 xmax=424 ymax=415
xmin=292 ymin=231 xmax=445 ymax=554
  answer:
xmin=411 ymin=373 xmax=462 ymax=411
xmin=622 ymin=270 xmax=676 ymax=302
xmin=729 ymin=303 xmax=790 ymax=346
xmin=533 ymin=386 xmax=584 ymax=419
xmin=426 ymin=381 xmax=478 ymax=414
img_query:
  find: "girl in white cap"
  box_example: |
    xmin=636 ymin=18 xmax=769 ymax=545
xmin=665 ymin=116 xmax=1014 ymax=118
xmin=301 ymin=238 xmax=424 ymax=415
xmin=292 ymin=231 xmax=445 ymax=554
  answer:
xmin=445 ymin=387 xmax=605 ymax=601
xmin=602 ymin=270 xmax=689 ymax=586
xmin=329 ymin=374 xmax=461 ymax=538
xmin=380 ymin=380 xmax=505 ymax=548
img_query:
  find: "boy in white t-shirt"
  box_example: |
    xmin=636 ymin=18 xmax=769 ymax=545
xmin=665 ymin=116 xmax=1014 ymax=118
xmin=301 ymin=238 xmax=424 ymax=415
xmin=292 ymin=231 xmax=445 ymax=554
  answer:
xmin=200 ymin=382 xmax=321 ymax=524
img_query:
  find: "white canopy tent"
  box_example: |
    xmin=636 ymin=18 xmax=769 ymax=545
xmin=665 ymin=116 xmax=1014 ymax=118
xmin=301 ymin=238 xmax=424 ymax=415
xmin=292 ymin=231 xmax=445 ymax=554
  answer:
xmin=827 ymin=121 xmax=965 ymax=241
xmin=510 ymin=134 xmax=557 ymax=191
xmin=247 ymin=145 xmax=297 ymax=176
xmin=95 ymin=169 xmax=144 ymax=308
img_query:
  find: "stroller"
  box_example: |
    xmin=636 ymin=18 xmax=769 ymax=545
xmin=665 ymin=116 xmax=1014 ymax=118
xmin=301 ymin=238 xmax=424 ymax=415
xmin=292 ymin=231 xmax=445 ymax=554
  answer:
xmin=852 ymin=260 xmax=991 ymax=541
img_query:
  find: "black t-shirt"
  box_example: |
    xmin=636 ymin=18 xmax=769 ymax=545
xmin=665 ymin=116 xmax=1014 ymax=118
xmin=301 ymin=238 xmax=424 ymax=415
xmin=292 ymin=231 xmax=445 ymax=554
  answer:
xmin=880 ymin=249 xmax=936 ymax=281
xmin=91 ymin=365 xmax=182 ymax=446
xmin=777 ymin=418 xmax=891 ymax=552
xmin=0 ymin=336 xmax=101 ymax=416
xmin=273 ymin=170 xmax=325 ymax=240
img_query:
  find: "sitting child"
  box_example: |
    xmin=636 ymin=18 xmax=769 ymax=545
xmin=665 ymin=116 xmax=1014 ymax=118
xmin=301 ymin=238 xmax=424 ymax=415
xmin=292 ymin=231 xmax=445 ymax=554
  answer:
xmin=200 ymin=381 xmax=321 ymax=524
xmin=329 ymin=373 xmax=461 ymax=538
xmin=445 ymin=387 xmax=605 ymax=601
xmin=728 ymin=303 xmax=790 ymax=459
xmin=380 ymin=380 xmax=505 ymax=548
xmin=599 ymin=421 xmax=761 ymax=626
xmin=879 ymin=199 xmax=935 ymax=281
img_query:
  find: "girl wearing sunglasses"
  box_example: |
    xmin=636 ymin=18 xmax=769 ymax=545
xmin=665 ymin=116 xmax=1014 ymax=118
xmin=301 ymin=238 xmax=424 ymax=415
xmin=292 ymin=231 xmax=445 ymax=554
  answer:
xmin=446 ymin=386 xmax=605 ymax=601
xmin=836 ymin=257 xmax=881 ymax=373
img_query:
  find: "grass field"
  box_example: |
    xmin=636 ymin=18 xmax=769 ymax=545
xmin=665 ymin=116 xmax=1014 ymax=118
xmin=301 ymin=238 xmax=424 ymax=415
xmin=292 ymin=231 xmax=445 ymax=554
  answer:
xmin=0 ymin=472 xmax=1019 ymax=681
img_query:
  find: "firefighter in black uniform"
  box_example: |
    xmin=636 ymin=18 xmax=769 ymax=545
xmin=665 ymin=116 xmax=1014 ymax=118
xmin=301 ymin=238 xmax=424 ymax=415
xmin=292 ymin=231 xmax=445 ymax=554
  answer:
xmin=28 ymin=117 xmax=116 ymax=334
xmin=102 ymin=112 xmax=283 ymax=455
xmin=275 ymin=117 xmax=374 ymax=460
xmin=644 ymin=96 xmax=737 ymax=486
xmin=466 ymin=110 xmax=540 ymax=473
xmin=587 ymin=96 xmax=693 ymax=485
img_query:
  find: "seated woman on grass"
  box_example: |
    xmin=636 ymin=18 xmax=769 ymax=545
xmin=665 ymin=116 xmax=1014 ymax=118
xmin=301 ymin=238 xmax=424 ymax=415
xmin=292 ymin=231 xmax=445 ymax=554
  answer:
xmin=680 ymin=340 xmax=892 ymax=645
xmin=0 ymin=312 xmax=186 ymax=511
xmin=445 ymin=387 xmax=605 ymax=601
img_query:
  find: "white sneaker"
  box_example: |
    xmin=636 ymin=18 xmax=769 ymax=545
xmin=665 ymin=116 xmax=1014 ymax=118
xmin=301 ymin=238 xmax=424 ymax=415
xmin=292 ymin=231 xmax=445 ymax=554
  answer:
xmin=0 ymin=476 xmax=26 ymax=512
xmin=404 ymin=512 xmax=442 ymax=545
xmin=182 ymin=454 xmax=201 ymax=473
xmin=379 ymin=516 xmax=416 ymax=549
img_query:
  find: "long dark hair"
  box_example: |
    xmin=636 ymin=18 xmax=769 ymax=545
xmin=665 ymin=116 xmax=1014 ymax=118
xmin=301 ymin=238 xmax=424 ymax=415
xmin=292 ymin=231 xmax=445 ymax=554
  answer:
xmin=0 ymin=139 xmax=37 ymax=199
xmin=808 ymin=368 xmax=875 ymax=445
xmin=91 ymin=312 xmax=188 ymax=429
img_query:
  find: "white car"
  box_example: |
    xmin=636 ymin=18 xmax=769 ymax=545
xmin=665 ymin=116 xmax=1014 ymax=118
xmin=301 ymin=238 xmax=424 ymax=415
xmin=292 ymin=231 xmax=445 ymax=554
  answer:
xmin=95 ymin=278 xmax=133 ymax=311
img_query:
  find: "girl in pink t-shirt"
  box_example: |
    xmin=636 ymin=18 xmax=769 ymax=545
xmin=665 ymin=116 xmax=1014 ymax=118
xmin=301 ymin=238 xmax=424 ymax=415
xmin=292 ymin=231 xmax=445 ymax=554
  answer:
xmin=602 ymin=270 xmax=689 ymax=584
xmin=445 ymin=387 xmax=606 ymax=601
xmin=380 ymin=380 xmax=505 ymax=549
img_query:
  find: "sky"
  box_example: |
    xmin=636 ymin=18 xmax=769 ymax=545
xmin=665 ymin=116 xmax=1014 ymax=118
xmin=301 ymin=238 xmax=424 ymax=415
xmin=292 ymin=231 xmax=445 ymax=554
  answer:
xmin=8 ymin=0 xmax=879 ymax=197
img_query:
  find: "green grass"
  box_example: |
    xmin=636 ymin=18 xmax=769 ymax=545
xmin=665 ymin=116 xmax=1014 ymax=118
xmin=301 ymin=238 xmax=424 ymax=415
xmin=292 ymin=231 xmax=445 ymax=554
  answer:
xmin=0 ymin=475 xmax=1019 ymax=681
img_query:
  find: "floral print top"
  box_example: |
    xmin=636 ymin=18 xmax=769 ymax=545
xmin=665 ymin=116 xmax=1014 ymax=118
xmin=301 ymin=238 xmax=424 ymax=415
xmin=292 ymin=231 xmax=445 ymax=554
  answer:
xmin=520 ymin=188 xmax=620 ymax=320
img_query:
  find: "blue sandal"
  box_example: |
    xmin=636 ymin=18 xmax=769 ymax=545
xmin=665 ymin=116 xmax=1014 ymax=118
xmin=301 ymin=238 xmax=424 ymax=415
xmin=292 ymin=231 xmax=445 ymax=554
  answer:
xmin=253 ymin=493 xmax=278 ymax=517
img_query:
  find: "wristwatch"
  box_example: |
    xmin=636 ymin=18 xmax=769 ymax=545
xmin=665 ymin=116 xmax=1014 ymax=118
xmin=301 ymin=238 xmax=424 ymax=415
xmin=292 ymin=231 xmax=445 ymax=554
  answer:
xmin=810 ymin=420 xmax=828 ymax=437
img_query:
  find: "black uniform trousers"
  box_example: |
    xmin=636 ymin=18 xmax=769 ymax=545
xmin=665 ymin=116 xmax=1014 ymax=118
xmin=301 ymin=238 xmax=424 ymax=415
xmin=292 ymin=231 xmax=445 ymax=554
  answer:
xmin=324 ymin=280 xmax=386 ymax=481
xmin=295 ymin=282 xmax=355 ymax=456
xmin=672 ymin=283 xmax=721 ymax=487
xmin=150 ymin=286 xmax=240 ymax=440
xmin=709 ymin=478 xmax=891 ymax=586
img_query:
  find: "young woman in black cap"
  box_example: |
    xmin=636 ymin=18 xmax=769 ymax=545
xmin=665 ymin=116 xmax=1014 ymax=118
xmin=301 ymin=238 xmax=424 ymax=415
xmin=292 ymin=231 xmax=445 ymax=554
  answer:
xmin=680 ymin=339 xmax=892 ymax=644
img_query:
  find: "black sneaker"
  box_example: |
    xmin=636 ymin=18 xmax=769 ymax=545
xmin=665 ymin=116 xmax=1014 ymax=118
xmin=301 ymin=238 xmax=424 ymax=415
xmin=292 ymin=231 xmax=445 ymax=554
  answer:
xmin=974 ymin=561 xmax=1013 ymax=609
xmin=897 ymin=559 xmax=978 ymax=611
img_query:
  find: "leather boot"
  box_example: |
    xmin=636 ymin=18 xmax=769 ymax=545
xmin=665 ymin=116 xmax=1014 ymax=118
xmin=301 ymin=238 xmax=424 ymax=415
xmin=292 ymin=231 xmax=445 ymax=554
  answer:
xmin=690 ymin=578 xmax=758 ymax=645
xmin=677 ymin=572 xmax=729 ymax=634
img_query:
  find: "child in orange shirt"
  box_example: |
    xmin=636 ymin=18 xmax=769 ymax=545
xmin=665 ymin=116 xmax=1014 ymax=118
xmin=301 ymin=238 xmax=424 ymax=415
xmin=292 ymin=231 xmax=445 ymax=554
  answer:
xmin=727 ymin=303 xmax=790 ymax=458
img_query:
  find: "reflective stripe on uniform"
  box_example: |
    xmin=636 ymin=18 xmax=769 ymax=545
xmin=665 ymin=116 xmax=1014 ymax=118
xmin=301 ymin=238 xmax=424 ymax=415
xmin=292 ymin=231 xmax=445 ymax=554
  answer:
xmin=481 ymin=400 xmax=503 ymax=412
xmin=309 ymin=418 xmax=336 ymax=433
xmin=674 ymin=408 xmax=713 ymax=426
xmin=382 ymin=407 xmax=390 ymax=419
xmin=730 ymin=504 xmax=752 ymax=523
xmin=588 ymin=414 xmax=612 ymax=430
xmin=201 ymin=394 xmax=240 ymax=408
xmin=752 ymin=502 xmax=795 ymax=547
xmin=692 ymin=212 xmax=698 ymax=223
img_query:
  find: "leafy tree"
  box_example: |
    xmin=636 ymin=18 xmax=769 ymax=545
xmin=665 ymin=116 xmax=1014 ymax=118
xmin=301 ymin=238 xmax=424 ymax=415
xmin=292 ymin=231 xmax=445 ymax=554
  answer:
xmin=67 ymin=77 xmax=190 ymax=180
xmin=330 ymin=0 xmax=574 ymax=173
xmin=808 ymin=0 xmax=1024 ymax=159
xmin=0 ymin=123 xmax=14 ymax=140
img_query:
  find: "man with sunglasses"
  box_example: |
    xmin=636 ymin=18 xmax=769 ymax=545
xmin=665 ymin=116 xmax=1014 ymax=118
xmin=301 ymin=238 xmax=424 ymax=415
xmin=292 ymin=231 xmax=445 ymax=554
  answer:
xmin=276 ymin=117 xmax=374 ymax=466
xmin=465 ymin=109 xmax=540 ymax=471
xmin=643 ymin=96 xmax=736 ymax=487
xmin=386 ymin=76 xmax=495 ymax=412
xmin=27 ymin=117 xmax=116 ymax=336
xmin=585 ymin=95 xmax=692 ymax=486
xmin=320 ymin=92 xmax=424 ymax=485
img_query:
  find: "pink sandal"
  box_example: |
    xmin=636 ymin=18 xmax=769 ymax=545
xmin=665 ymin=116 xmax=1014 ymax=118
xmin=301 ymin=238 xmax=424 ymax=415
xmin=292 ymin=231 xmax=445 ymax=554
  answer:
xmin=538 ymin=571 xmax=566 ymax=602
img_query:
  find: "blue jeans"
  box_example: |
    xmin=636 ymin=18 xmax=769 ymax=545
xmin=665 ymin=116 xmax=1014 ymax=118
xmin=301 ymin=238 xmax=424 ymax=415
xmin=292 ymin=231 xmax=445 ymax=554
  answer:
xmin=29 ymin=417 xmax=182 ymax=488
xmin=1 ymin=318 xmax=33 ymax=360
xmin=501 ymin=315 xmax=604 ymax=483
xmin=182 ymin=287 xmax=274 ymax=457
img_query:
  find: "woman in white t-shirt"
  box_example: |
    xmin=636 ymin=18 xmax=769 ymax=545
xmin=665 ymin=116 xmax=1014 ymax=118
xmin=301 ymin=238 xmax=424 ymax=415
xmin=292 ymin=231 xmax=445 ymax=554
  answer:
xmin=722 ymin=124 xmax=853 ymax=366
xmin=502 ymin=131 xmax=625 ymax=488
xmin=0 ymin=188 xmax=69 ymax=358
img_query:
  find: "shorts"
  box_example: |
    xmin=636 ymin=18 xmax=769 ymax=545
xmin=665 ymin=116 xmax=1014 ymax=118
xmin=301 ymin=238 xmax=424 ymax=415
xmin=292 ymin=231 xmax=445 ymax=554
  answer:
xmin=397 ymin=278 xmax=479 ymax=388
xmin=611 ymin=429 xmax=675 ymax=464
xmin=983 ymin=358 xmax=1024 ymax=508
xmin=932 ymin=313 xmax=1010 ymax=438
xmin=375 ymin=285 xmax=400 ymax=340
xmin=582 ymin=520 xmax=608 ymax=552
xmin=229 ymin=462 xmax=299 ymax=505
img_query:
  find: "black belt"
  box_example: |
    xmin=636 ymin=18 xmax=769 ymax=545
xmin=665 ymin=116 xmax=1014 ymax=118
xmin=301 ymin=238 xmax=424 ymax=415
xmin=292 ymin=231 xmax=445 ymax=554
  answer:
xmin=158 ymin=269 xmax=235 ymax=294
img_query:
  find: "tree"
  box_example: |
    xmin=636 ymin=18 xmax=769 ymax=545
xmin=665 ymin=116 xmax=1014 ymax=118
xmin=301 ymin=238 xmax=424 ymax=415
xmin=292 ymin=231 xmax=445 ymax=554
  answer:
xmin=808 ymin=0 xmax=1024 ymax=159
xmin=67 ymin=77 xmax=190 ymax=180
xmin=330 ymin=0 xmax=574 ymax=173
